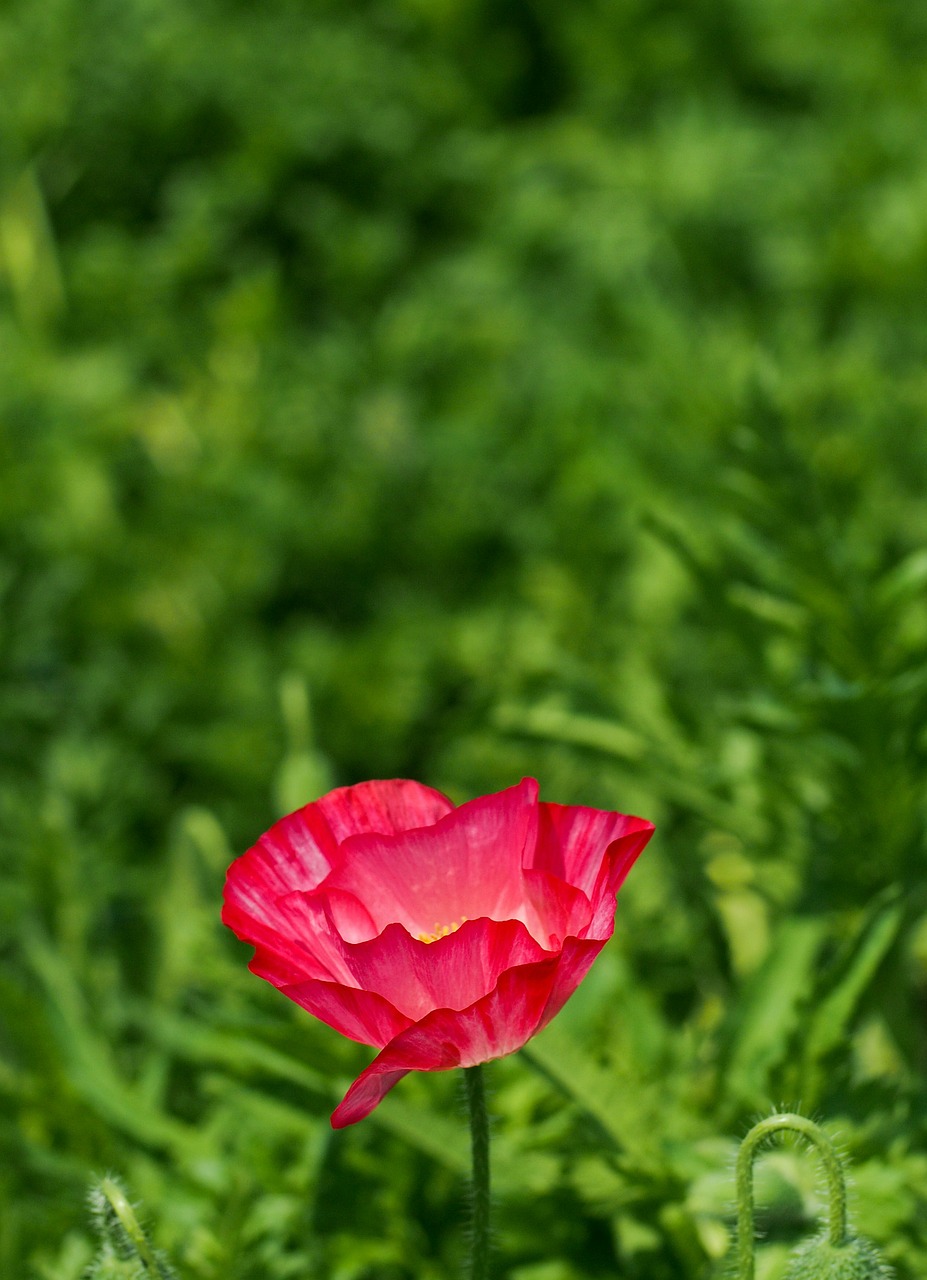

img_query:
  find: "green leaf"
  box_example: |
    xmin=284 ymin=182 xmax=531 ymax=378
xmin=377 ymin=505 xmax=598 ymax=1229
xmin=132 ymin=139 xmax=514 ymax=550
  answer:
xmin=721 ymin=915 xmax=826 ymax=1107
xmin=800 ymin=889 xmax=904 ymax=1102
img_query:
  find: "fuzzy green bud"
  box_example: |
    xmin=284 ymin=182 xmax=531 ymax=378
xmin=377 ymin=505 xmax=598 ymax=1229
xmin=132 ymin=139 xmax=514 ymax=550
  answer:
xmin=783 ymin=1234 xmax=892 ymax=1280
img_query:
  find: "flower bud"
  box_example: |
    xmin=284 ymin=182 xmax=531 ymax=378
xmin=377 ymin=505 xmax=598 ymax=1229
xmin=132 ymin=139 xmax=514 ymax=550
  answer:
xmin=783 ymin=1234 xmax=892 ymax=1280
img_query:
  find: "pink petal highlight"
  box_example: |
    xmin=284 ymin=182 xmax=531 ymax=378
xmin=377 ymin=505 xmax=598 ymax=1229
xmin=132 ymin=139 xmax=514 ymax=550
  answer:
xmin=316 ymin=779 xmax=454 ymax=843
xmin=223 ymin=780 xmax=451 ymax=968
xmin=225 ymin=886 xmax=378 ymax=992
xmin=320 ymin=779 xmax=540 ymax=941
xmin=242 ymin=891 xmax=362 ymax=985
xmin=223 ymin=803 xmax=339 ymax=929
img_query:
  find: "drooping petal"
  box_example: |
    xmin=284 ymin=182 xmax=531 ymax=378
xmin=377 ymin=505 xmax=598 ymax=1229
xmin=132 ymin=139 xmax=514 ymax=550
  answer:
xmin=332 ymin=1066 xmax=415 ymax=1128
xmin=331 ymin=954 xmax=564 ymax=1127
xmin=534 ymin=802 xmax=653 ymax=898
xmin=320 ymin=778 xmax=540 ymax=941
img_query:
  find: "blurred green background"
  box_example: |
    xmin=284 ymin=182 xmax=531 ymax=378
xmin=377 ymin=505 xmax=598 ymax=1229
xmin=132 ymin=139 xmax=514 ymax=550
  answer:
xmin=2 ymin=0 xmax=927 ymax=1277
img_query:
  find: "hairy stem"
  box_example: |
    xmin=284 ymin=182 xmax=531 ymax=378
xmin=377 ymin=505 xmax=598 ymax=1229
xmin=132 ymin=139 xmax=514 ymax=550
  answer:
xmin=736 ymin=1112 xmax=848 ymax=1280
xmin=98 ymin=1178 xmax=165 ymax=1276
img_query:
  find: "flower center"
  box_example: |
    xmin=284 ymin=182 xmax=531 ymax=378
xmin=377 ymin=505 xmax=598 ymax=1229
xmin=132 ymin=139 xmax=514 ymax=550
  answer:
xmin=417 ymin=917 xmax=467 ymax=944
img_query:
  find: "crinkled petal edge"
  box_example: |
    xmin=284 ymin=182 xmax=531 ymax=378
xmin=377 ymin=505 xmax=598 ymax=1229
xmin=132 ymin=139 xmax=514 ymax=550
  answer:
xmin=330 ymin=937 xmax=604 ymax=1127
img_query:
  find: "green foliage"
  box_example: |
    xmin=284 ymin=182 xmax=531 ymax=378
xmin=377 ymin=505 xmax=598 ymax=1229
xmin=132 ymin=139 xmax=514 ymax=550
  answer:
xmin=2 ymin=0 xmax=927 ymax=1277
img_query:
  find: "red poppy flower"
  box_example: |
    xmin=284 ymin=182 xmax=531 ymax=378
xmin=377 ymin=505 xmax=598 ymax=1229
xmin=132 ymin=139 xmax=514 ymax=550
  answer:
xmin=222 ymin=777 xmax=654 ymax=1127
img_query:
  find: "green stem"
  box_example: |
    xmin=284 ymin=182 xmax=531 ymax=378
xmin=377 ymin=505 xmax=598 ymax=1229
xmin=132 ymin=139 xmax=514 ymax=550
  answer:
xmin=736 ymin=1113 xmax=848 ymax=1280
xmin=464 ymin=1064 xmax=491 ymax=1280
xmin=98 ymin=1178 xmax=164 ymax=1275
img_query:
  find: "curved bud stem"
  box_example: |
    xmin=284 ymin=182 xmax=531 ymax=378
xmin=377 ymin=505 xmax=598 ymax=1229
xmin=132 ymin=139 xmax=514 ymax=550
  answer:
xmin=736 ymin=1113 xmax=848 ymax=1280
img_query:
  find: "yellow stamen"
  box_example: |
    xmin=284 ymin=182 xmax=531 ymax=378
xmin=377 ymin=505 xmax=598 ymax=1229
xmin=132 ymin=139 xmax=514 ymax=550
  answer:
xmin=417 ymin=917 xmax=467 ymax=944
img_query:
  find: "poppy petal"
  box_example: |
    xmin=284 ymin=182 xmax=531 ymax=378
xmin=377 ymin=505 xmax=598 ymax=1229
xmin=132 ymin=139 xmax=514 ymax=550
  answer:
xmin=534 ymin=936 xmax=607 ymax=1026
xmin=583 ymin=826 xmax=655 ymax=940
xmin=223 ymin=802 xmax=340 ymax=930
xmin=225 ymin=889 xmax=373 ymax=985
xmin=279 ymin=977 xmax=414 ymax=1047
xmin=316 ymin=779 xmax=455 ymax=842
xmin=334 ymin=917 xmax=552 ymax=1022
xmin=321 ymin=778 xmax=540 ymax=940
xmin=520 ymin=868 xmax=592 ymax=949
xmin=534 ymin=802 xmax=652 ymax=897
xmin=331 ymin=955 xmax=563 ymax=1127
